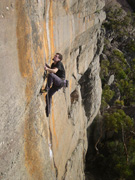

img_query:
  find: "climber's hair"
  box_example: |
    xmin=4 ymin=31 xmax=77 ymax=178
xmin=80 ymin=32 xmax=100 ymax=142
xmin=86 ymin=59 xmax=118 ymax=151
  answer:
xmin=56 ymin=53 xmax=63 ymax=61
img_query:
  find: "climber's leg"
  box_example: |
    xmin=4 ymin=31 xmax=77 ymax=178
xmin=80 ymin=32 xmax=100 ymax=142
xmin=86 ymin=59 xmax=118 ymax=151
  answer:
xmin=45 ymin=73 xmax=68 ymax=91
xmin=45 ymin=85 xmax=61 ymax=117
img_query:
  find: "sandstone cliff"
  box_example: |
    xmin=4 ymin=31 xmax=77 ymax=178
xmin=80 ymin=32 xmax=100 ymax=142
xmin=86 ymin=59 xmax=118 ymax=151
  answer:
xmin=0 ymin=0 xmax=105 ymax=179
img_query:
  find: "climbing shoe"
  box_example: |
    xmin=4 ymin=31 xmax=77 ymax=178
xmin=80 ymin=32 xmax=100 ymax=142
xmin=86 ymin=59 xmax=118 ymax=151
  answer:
xmin=40 ymin=88 xmax=47 ymax=94
xmin=40 ymin=85 xmax=50 ymax=94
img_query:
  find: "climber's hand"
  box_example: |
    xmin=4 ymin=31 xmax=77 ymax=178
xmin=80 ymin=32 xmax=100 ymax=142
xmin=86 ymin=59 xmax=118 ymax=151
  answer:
xmin=44 ymin=65 xmax=48 ymax=71
xmin=45 ymin=63 xmax=50 ymax=68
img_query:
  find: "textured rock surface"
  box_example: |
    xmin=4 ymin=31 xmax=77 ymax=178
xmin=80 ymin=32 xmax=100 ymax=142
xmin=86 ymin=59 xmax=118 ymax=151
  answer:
xmin=0 ymin=0 xmax=105 ymax=179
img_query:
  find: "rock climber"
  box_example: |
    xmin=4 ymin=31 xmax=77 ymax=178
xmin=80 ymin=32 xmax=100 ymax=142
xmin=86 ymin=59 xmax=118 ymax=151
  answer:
xmin=41 ymin=53 xmax=68 ymax=117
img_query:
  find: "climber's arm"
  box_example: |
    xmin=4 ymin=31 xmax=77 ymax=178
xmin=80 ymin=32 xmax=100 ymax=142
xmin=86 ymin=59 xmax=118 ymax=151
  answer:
xmin=45 ymin=63 xmax=50 ymax=68
xmin=44 ymin=65 xmax=58 ymax=73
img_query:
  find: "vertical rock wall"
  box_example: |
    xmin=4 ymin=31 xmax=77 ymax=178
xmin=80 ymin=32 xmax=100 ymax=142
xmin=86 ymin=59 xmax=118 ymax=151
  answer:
xmin=0 ymin=0 xmax=105 ymax=179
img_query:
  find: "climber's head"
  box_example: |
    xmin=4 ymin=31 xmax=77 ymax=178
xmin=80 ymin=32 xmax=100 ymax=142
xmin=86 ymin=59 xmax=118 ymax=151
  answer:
xmin=53 ymin=53 xmax=63 ymax=62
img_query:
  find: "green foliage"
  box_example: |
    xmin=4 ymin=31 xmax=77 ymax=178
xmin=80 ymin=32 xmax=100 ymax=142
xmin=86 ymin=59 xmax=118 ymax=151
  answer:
xmin=118 ymin=79 xmax=135 ymax=105
xmin=104 ymin=7 xmax=135 ymax=41
xmin=104 ymin=109 xmax=133 ymax=133
xmin=101 ymin=99 xmax=108 ymax=113
xmin=101 ymin=85 xmax=114 ymax=111
xmin=117 ymin=69 xmax=127 ymax=79
xmin=90 ymin=109 xmax=135 ymax=179
xmin=90 ymin=6 xmax=135 ymax=180
xmin=100 ymin=59 xmax=110 ymax=84
xmin=113 ymin=50 xmax=126 ymax=64
xmin=104 ymin=38 xmax=110 ymax=50
xmin=127 ymin=40 xmax=135 ymax=53
xmin=110 ymin=50 xmax=127 ymax=74
xmin=101 ymin=59 xmax=110 ymax=76
xmin=114 ymin=99 xmax=124 ymax=106
xmin=100 ymin=48 xmax=135 ymax=106
xmin=102 ymin=85 xmax=114 ymax=103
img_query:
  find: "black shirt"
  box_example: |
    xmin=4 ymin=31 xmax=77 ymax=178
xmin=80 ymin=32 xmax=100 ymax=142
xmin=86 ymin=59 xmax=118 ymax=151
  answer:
xmin=51 ymin=61 xmax=65 ymax=79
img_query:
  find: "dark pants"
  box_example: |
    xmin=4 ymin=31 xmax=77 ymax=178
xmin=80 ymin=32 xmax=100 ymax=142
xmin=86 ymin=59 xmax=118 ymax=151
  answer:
xmin=45 ymin=73 xmax=63 ymax=117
